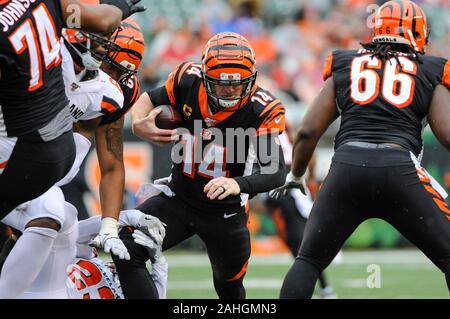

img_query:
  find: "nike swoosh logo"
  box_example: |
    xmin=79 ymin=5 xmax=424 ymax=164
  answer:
xmin=224 ymin=212 xmax=238 ymax=219
xmin=275 ymin=117 xmax=282 ymax=124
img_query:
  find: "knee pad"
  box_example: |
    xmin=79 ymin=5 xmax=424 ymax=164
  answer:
xmin=27 ymin=187 xmax=67 ymax=229
xmin=2 ymin=187 xmax=66 ymax=232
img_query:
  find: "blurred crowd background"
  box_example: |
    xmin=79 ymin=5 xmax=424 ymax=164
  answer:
xmin=65 ymin=0 xmax=450 ymax=251
xmin=134 ymin=0 xmax=449 ymax=125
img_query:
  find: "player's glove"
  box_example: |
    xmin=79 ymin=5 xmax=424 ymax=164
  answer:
xmin=100 ymin=0 xmax=146 ymax=19
xmin=89 ymin=217 xmax=131 ymax=260
xmin=132 ymin=229 xmax=162 ymax=263
xmin=137 ymin=214 xmax=166 ymax=246
xmin=269 ymin=172 xmax=307 ymax=199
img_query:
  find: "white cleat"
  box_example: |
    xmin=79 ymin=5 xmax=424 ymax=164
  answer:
xmin=320 ymin=286 xmax=338 ymax=299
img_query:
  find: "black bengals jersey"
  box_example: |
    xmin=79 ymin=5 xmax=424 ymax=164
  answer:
xmin=148 ymin=61 xmax=285 ymax=213
xmin=100 ymin=75 xmax=140 ymax=125
xmin=0 ymin=0 xmax=68 ymax=137
xmin=323 ymin=49 xmax=450 ymax=156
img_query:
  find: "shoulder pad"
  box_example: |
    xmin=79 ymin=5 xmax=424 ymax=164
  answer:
xmin=250 ymin=87 xmax=285 ymax=135
xmin=165 ymin=61 xmax=201 ymax=106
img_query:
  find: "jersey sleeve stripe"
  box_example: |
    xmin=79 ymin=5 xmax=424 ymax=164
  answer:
xmin=323 ymin=52 xmax=333 ymax=81
xmin=176 ymin=62 xmax=193 ymax=85
xmin=259 ymin=99 xmax=281 ymax=117
xmin=101 ymin=96 xmax=120 ymax=114
xmin=443 ymin=60 xmax=450 ymax=89
xmin=165 ymin=62 xmax=190 ymax=106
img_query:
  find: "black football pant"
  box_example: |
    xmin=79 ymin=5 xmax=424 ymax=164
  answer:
xmin=280 ymin=153 xmax=450 ymax=298
xmin=0 ymin=131 xmax=75 ymax=218
xmin=115 ymin=194 xmax=251 ymax=299
xmin=266 ymin=195 xmax=330 ymax=289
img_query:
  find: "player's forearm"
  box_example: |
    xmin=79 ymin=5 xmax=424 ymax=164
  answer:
xmin=234 ymin=136 xmax=287 ymax=194
xmin=291 ymin=130 xmax=320 ymax=178
xmin=77 ymin=216 xmax=102 ymax=244
xmin=234 ymin=163 xmax=286 ymax=195
xmin=62 ymin=1 xmax=123 ymax=34
xmin=132 ymin=92 xmax=154 ymax=123
xmin=99 ymin=166 xmax=125 ymax=220
xmin=291 ymin=77 xmax=338 ymax=177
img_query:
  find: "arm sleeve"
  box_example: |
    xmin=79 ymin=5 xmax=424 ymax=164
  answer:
xmin=443 ymin=60 xmax=450 ymax=89
xmin=323 ymin=51 xmax=334 ymax=81
xmin=147 ymin=85 xmax=172 ymax=106
xmin=77 ymin=216 xmax=101 ymax=245
xmin=234 ymin=134 xmax=287 ymax=196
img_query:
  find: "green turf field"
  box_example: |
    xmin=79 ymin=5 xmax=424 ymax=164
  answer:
xmin=164 ymin=250 xmax=448 ymax=299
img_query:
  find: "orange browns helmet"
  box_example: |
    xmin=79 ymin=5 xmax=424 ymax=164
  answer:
xmin=103 ymin=18 xmax=145 ymax=83
xmin=201 ymin=32 xmax=257 ymax=112
xmin=372 ymin=0 xmax=429 ymax=54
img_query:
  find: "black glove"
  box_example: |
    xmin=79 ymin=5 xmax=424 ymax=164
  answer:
xmin=101 ymin=0 xmax=146 ymax=19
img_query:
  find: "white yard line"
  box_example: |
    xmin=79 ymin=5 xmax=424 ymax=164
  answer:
xmin=165 ymin=250 xmax=434 ymax=267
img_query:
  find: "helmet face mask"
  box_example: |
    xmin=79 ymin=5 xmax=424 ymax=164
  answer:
xmin=203 ymin=71 xmax=257 ymax=110
xmin=201 ymin=32 xmax=257 ymax=112
xmin=63 ymin=29 xmax=105 ymax=71
xmin=75 ymin=19 xmax=145 ymax=84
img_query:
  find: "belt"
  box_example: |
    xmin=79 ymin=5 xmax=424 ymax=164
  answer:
xmin=343 ymin=141 xmax=406 ymax=150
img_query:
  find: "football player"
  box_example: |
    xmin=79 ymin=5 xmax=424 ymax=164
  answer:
xmin=265 ymin=129 xmax=336 ymax=298
xmin=0 ymin=209 xmax=167 ymax=298
xmin=0 ymin=19 xmax=144 ymax=298
xmin=116 ymin=32 xmax=287 ymax=299
xmin=271 ymin=0 xmax=450 ymax=298
xmin=0 ymin=0 xmax=145 ymax=219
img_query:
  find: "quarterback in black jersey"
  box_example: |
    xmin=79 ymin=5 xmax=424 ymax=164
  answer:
xmin=115 ymin=32 xmax=287 ymax=299
xmin=0 ymin=0 xmax=145 ymax=219
xmin=271 ymin=0 xmax=450 ymax=298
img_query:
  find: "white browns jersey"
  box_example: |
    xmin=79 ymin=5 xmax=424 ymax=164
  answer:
xmin=61 ymin=42 xmax=124 ymax=122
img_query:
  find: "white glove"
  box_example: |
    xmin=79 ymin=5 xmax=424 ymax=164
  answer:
xmin=137 ymin=214 xmax=166 ymax=246
xmin=132 ymin=229 xmax=162 ymax=262
xmin=154 ymin=176 xmax=171 ymax=186
xmin=89 ymin=217 xmax=131 ymax=260
xmin=269 ymin=172 xmax=307 ymax=199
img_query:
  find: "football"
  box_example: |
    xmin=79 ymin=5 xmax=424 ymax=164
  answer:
xmin=154 ymin=105 xmax=182 ymax=129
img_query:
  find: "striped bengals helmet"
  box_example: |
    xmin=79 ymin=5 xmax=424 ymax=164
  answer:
xmin=372 ymin=0 xmax=429 ymax=54
xmin=201 ymin=32 xmax=257 ymax=112
xmin=104 ymin=18 xmax=145 ymax=82
xmin=83 ymin=19 xmax=145 ymax=82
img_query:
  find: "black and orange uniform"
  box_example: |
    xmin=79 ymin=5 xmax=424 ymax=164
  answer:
xmin=0 ymin=0 xmax=75 ymax=217
xmin=281 ymin=49 xmax=450 ymax=298
xmin=124 ymin=60 xmax=286 ymax=299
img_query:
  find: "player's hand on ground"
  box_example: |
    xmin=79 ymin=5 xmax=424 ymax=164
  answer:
xmin=137 ymin=214 xmax=167 ymax=246
xmin=204 ymin=177 xmax=241 ymax=200
xmin=89 ymin=217 xmax=130 ymax=260
xmin=132 ymin=107 xmax=177 ymax=146
xmin=269 ymin=172 xmax=307 ymax=199
xmin=132 ymin=229 xmax=162 ymax=263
